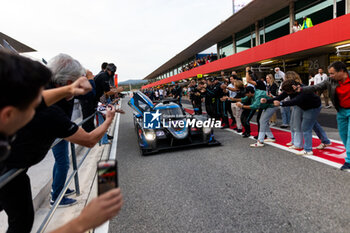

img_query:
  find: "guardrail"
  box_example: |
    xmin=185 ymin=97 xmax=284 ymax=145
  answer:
xmin=36 ymin=112 xmax=97 ymax=233
xmin=0 ymin=111 xmax=100 ymax=233
xmin=0 ymin=98 xmax=122 ymax=233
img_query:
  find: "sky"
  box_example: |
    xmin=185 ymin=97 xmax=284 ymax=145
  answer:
xmin=1 ymin=0 xmax=252 ymax=81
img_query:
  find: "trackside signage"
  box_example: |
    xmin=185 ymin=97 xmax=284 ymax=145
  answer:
xmin=143 ymin=110 xmax=221 ymax=129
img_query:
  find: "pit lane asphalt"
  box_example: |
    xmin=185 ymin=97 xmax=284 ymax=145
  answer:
xmin=109 ymin=97 xmax=350 ymax=233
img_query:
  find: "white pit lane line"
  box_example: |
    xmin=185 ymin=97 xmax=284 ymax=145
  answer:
xmin=224 ymin=125 xmax=343 ymax=170
xmin=95 ymin=99 xmax=122 ymax=233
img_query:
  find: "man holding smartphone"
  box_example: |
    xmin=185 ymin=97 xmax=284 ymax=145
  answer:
xmin=0 ymin=51 xmax=123 ymax=233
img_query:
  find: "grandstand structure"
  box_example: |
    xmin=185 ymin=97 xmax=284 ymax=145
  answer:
xmin=142 ymin=0 xmax=350 ymax=88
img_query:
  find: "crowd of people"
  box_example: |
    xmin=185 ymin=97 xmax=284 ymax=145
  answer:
xmin=0 ymin=50 xmax=124 ymax=233
xmin=1 ymin=45 xmax=350 ymax=233
xmin=183 ymin=63 xmax=349 ymax=167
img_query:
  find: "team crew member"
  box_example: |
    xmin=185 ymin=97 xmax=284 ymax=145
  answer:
xmin=246 ymin=67 xmax=266 ymax=138
xmin=229 ymin=80 xmax=245 ymax=133
xmin=171 ymin=82 xmax=183 ymax=105
xmin=212 ymin=77 xmax=222 ymax=121
xmin=226 ymin=76 xmax=238 ymax=127
xmin=234 ymin=86 xmax=276 ymax=147
xmin=297 ymin=61 xmax=350 ymax=170
xmin=204 ymin=78 xmax=217 ymax=118
xmin=217 ymin=83 xmax=230 ymax=128
xmin=192 ymin=81 xmax=205 ymax=115
xmin=188 ymin=80 xmax=197 ymax=111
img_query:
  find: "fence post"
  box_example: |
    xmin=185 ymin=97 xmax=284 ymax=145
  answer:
xmin=70 ymin=142 xmax=80 ymax=196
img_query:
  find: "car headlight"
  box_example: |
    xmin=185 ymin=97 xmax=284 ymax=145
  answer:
xmin=203 ymin=127 xmax=211 ymax=134
xmin=144 ymin=130 xmax=156 ymax=140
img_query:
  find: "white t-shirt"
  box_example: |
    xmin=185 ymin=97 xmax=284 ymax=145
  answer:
xmin=227 ymin=83 xmax=237 ymax=98
xmin=159 ymin=89 xmax=164 ymax=95
xmin=274 ymin=70 xmax=285 ymax=81
xmin=313 ymin=73 xmax=328 ymax=85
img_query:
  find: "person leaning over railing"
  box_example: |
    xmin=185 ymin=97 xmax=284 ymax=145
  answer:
xmin=294 ymin=61 xmax=350 ymax=170
xmin=0 ymin=51 xmax=123 ymax=233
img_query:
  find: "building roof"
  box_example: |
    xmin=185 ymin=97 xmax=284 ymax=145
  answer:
xmin=144 ymin=0 xmax=291 ymax=80
xmin=0 ymin=32 xmax=36 ymax=53
xmin=142 ymin=13 xmax=350 ymax=89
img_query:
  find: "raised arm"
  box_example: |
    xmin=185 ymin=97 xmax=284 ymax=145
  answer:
xmin=43 ymin=77 xmax=92 ymax=106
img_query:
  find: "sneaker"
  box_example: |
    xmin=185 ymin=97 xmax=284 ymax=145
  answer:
xmin=286 ymin=142 xmax=293 ymax=146
xmin=242 ymin=133 xmax=250 ymax=138
xmin=316 ymin=143 xmax=331 ymax=150
xmin=295 ymin=150 xmax=313 ymax=156
xmin=64 ymin=188 xmax=76 ymax=197
xmin=236 ymin=129 xmax=242 ymax=133
xmin=340 ymin=162 xmax=350 ymax=171
xmin=253 ymin=135 xmax=258 ymax=140
xmin=250 ymin=142 xmax=264 ymax=147
xmin=51 ymin=188 xmax=76 ymax=198
xmin=232 ymin=127 xmax=238 ymax=131
xmin=270 ymin=122 xmax=276 ymax=126
xmin=289 ymin=145 xmax=303 ymax=150
xmin=324 ymin=105 xmax=331 ymax=109
xmin=50 ymin=197 xmax=77 ymax=208
xmin=280 ymin=124 xmax=289 ymax=129
xmin=107 ymin=135 xmax=114 ymax=140
xmin=264 ymin=138 xmax=276 ymax=142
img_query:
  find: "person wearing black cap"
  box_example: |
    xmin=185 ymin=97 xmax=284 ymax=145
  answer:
xmin=212 ymin=77 xmax=222 ymax=121
xmin=94 ymin=63 xmax=117 ymax=104
xmin=204 ymin=77 xmax=217 ymax=118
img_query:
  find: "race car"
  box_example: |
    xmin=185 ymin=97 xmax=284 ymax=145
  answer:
xmin=128 ymin=91 xmax=220 ymax=155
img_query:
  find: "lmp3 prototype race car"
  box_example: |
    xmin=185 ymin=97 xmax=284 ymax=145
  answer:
xmin=128 ymin=91 xmax=221 ymax=155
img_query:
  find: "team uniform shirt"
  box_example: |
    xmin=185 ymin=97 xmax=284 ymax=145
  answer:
xmin=192 ymin=87 xmax=204 ymax=103
xmin=336 ymin=75 xmax=350 ymax=108
xmin=3 ymin=100 xmax=78 ymax=170
xmin=241 ymin=89 xmax=273 ymax=110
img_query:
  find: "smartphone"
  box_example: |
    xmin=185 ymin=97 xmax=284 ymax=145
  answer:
xmin=97 ymin=160 xmax=118 ymax=195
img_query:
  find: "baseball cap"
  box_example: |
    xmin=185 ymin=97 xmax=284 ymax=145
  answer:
xmin=106 ymin=63 xmax=117 ymax=73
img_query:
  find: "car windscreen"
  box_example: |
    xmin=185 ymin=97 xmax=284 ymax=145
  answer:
xmin=158 ymin=107 xmax=184 ymax=118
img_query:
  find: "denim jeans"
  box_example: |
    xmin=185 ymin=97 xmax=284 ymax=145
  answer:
xmin=97 ymin=112 xmax=109 ymax=144
xmin=337 ymin=108 xmax=350 ymax=163
xmin=52 ymin=140 xmax=70 ymax=200
xmin=280 ymin=106 xmax=291 ymax=125
xmin=258 ymin=107 xmax=278 ymax=142
xmin=290 ymin=106 xmax=303 ymax=148
xmin=301 ymin=106 xmax=322 ymax=152
xmin=313 ymin=121 xmax=331 ymax=145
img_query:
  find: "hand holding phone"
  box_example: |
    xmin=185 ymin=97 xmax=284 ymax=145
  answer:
xmin=97 ymin=160 xmax=118 ymax=195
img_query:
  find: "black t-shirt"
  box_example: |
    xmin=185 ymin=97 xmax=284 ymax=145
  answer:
xmin=94 ymin=71 xmax=111 ymax=102
xmin=4 ymin=101 xmax=78 ymax=169
xmin=55 ymin=98 xmax=74 ymax=118
xmin=255 ymin=80 xmax=266 ymax=91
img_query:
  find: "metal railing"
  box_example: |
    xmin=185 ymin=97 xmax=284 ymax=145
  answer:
xmin=0 ymin=111 xmax=98 ymax=232
xmin=36 ymin=112 xmax=97 ymax=233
